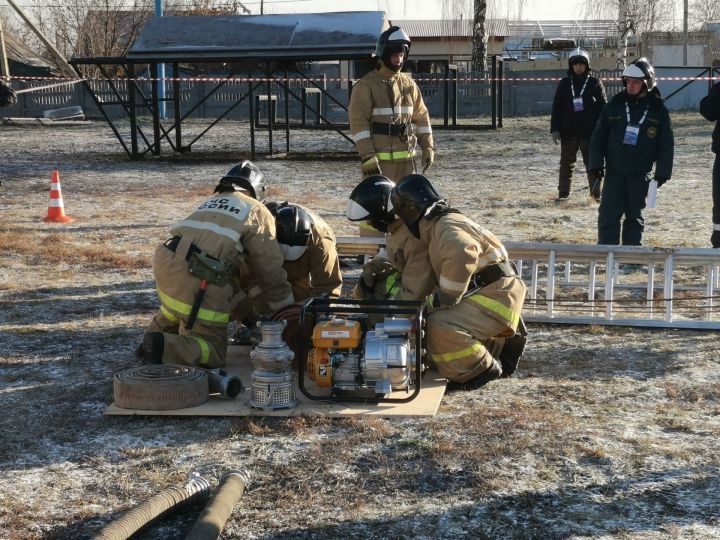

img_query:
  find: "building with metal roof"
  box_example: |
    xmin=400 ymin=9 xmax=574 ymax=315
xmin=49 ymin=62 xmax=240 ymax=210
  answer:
xmin=393 ymin=19 xmax=509 ymax=71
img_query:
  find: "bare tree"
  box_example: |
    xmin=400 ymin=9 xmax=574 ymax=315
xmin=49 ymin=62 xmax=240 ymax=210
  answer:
xmin=440 ymin=0 xmax=525 ymax=72
xmin=582 ymin=0 xmax=676 ymax=69
xmin=689 ymin=0 xmax=720 ymax=30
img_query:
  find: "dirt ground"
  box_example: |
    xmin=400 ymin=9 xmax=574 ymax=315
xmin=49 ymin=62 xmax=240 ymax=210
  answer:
xmin=1 ymin=114 xmax=719 ymax=539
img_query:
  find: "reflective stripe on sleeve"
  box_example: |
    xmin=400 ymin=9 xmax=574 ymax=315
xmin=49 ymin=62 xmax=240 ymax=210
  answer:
xmin=417 ymin=126 xmax=433 ymax=135
xmin=188 ymin=336 xmax=210 ymax=365
xmin=352 ymin=130 xmax=371 ymax=142
xmin=467 ymin=294 xmax=520 ymax=329
xmin=157 ymin=288 xmax=230 ymax=324
xmin=385 ymin=271 xmax=400 ymax=297
xmin=439 ymin=274 xmax=468 ymax=292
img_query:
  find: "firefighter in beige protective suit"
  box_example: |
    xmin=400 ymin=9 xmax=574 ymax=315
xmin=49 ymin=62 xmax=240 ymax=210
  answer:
xmin=346 ymin=175 xmax=432 ymax=301
xmin=390 ymin=175 xmax=528 ymax=390
xmin=349 ymin=26 xmax=435 ymax=183
xmin=233 ymin=201 xmax=342 ymax=322
xmin=138 ymin=161 xmax=294 ymax=368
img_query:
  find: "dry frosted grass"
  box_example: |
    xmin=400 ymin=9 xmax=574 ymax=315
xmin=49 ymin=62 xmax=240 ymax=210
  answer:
xmin=1 ymin=115 xmax=719 ymax=539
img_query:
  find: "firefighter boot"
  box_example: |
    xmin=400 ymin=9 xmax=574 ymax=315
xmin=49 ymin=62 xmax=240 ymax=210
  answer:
xmin=141 ymin=332 xmax=164 ymax=365
xmin=446 ymin=358 xmax=503 ymax=392
xmin=499 ymin=332 xmax=527 ymax=378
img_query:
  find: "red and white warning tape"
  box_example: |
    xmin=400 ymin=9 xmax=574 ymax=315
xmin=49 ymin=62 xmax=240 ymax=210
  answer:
xmin=7 ymin=73 xmax=720 ymax=90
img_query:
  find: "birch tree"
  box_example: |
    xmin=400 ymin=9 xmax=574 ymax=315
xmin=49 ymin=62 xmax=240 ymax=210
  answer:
xmin=582 ymin=0 xmax=676 ymax=69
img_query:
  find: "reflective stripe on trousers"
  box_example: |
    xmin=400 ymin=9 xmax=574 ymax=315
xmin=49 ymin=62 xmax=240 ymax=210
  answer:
xmin=466 ymin=293 xmax=521 ymax=330
xmin=433 ymin=341 xmax=484 ymax=363
xmin=157 ymin=288 xmax=230 ymax=325
xmin=188 ymin=335 xmax=210 ymax=365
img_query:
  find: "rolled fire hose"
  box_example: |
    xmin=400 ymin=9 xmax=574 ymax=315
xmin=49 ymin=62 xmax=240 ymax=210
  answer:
xmin=185 ymin=470 xmax=251 ymax=540
xmin=92 ymin=474 xmax=212 ymax=540
xmin=113 ymin=365 xmax=209 ymax=410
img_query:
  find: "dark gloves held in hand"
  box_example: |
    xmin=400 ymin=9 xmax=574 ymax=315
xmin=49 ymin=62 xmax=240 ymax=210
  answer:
xmin=654 ymin=177 xmax=669 ymax=188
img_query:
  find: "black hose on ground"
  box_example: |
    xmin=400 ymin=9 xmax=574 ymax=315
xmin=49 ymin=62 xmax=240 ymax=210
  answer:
xmin=92 ymin=474 xmax=211 ymax=540
xmin=185 ymin=470 xmax=251 ymax=540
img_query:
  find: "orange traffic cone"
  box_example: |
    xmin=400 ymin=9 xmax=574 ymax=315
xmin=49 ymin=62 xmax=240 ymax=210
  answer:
xmin=43 ymin=170 xmax=75 ymax=223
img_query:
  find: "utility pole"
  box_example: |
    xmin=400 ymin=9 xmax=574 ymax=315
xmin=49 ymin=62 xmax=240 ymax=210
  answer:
xmin=155 ymin=0 xmax=166 ymax=118
xmin=683 ymin=0 xmax=688 ymax=66
xmin=0 ymin=17 xmax=11 ymax=83
xmin=261 ymin=0 xmax=264 ymax=15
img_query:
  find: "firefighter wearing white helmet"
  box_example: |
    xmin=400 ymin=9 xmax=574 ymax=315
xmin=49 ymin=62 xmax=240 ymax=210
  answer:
xmin=589 ymin=58 xmax=674 ymax=246
xmin=389 ymin=174 xmax=528 ymax=390
xmin=137 ymin=161 xmax=294 ymax=367
xmin=348 ymin=26 xmax=435 ymax=184
xmin=550 ymin=47 xmax=607 ymax=201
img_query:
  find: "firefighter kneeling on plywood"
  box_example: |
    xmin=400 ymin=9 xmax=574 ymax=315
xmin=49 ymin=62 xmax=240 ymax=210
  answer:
xmin=347 ymin=174 xmax=528 ymax=390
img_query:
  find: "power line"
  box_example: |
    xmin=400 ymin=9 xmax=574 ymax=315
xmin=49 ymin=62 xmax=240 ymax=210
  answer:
xmin=5 ymin=0 xmax=314 ymax=7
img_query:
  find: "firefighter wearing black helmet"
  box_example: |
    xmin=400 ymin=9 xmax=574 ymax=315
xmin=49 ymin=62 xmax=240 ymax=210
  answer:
xmin=234 ymin=202 xmax=342 ymax=321
xmin=389 ymin=174 xmax=528 ymax=390
xmin=550 ymin=48 xmax=607 ymax=201
xmin=700 ymin=78 xmax=720 ymax=247
xmin=346 ymin=175 xmax=432 ymax=301
xmin=589 ymin=58 xmax=674 ymax=246
xmin=348 ymin=26 xmax=435 ymax=183
xmin=138 ymin=161 xmax=294 ymax=367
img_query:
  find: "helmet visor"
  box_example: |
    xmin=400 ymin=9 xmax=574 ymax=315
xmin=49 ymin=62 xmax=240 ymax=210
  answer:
xmin=279 ymin=243 xmax=308 ymax=262
xmin=346 ymin=199 xmax=370 ymax=221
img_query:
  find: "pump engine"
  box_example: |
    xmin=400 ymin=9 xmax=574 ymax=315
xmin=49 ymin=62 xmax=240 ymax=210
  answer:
xmin=306 ymin=317 xmax=417 ymax=397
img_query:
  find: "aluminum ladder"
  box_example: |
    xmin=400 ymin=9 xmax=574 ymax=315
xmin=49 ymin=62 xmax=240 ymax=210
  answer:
xmin=336 ymin=238 xmax=720 ymax=330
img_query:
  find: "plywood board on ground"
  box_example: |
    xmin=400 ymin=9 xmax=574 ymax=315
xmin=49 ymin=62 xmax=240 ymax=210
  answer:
xmin=105 ymin=345 xmax=446 ymax=418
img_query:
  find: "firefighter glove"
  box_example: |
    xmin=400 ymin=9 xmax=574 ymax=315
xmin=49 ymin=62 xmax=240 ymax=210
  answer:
xmin=421 ymin=148 xmax=434 ymax=173
xmin=361 ymin=155 xmax=382 ymax=178
xmin=551 ymin=131 xmax=560 ymax=145
xmin=654 ymin=176 xmax=669 ymax=188
xmin=433 ymin=290 xmax=460 ymax=308
xmin=355 ymin=258 xmax=396 ymax=299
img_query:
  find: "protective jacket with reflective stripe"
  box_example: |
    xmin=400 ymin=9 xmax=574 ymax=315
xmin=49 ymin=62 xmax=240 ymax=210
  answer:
xmin=166 ymin=191 xmax=294 ymax=315
xmin=348 ymin=61 xmax=434 ymax=164
xmin=409 ymin=213 xmax=525 ymax=331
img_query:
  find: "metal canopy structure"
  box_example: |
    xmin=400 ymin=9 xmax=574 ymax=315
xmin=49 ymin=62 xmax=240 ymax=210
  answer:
xmin=127 ymin=12 xmax=384 ymax=62
xmin=70 ymin=11 xmax=388 ymax=159
xmin=70 ymin=11 xmax=503 ymax=160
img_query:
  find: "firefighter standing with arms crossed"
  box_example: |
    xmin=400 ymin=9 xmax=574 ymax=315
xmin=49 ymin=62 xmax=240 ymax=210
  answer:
xmin=138 ymin=161 xmax=294 ymax=368
xmin=348 ymin=26 xmax=435 ymax=182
